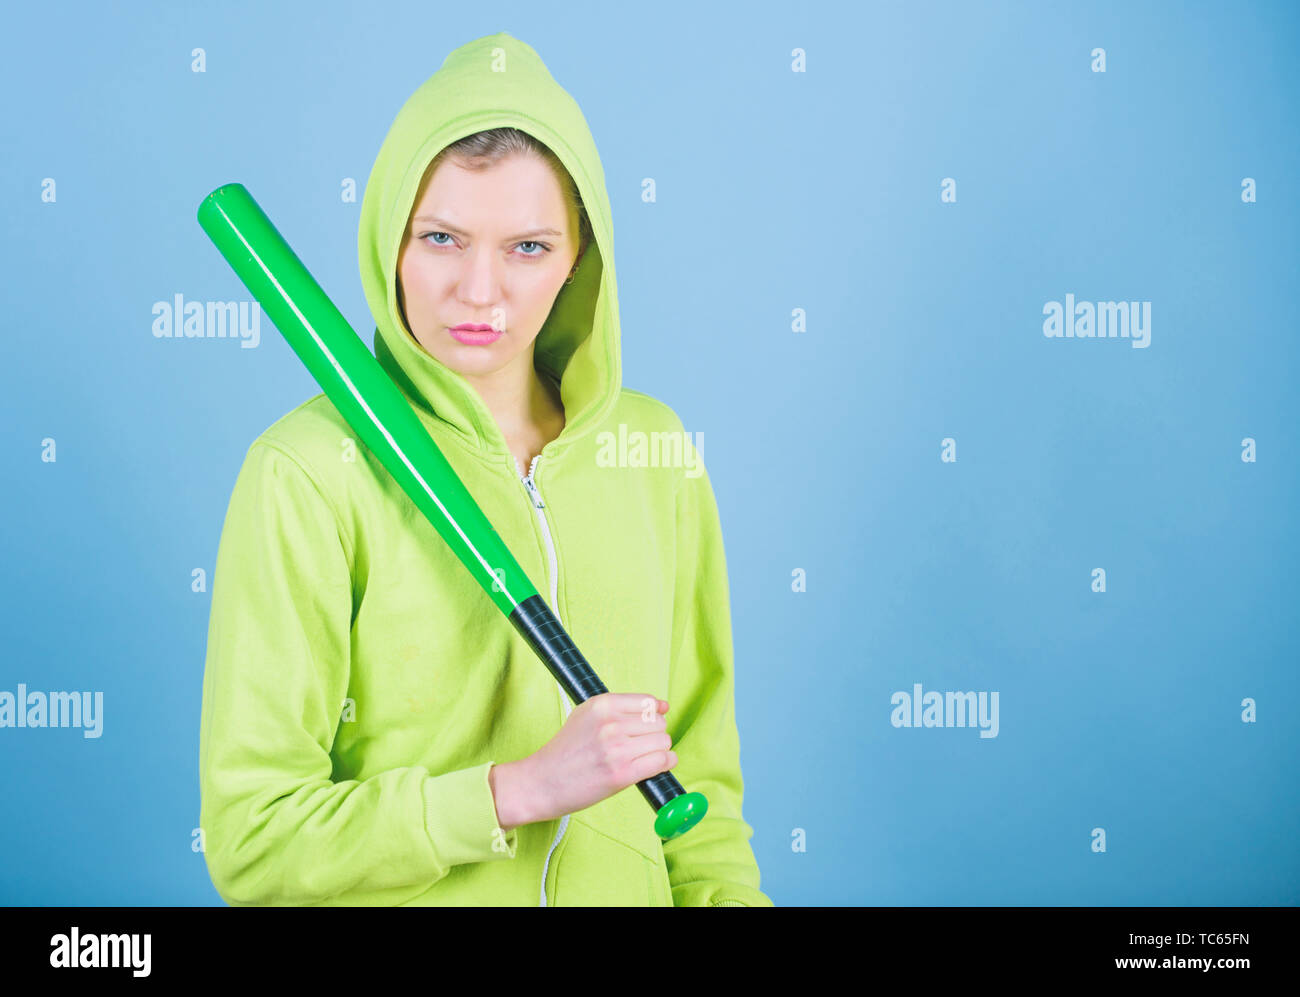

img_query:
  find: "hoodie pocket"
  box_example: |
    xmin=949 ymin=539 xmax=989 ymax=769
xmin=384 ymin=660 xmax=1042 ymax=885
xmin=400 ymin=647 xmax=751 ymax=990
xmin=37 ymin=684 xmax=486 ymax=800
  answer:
xmin=581 ymin=785 xmax=667 ymax=864
xmin=554 ymin=816 xmax=665 ymax=906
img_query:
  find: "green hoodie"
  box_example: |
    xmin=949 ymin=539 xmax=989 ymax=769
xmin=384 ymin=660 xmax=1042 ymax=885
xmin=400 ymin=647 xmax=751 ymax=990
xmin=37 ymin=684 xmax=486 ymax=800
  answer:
xmin=198 ymin=30 xmax=771 ymax=907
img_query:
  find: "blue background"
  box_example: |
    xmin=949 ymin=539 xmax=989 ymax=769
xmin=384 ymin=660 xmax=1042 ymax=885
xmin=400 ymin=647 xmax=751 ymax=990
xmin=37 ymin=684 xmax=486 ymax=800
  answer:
xmin=2 ymin=0 xmax=1296 ymax=905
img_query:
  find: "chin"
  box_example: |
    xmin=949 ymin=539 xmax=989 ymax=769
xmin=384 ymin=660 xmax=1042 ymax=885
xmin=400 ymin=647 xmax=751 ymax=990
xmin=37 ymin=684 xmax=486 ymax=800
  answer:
xmin=441 ymin=346 xmax=512 ymax=375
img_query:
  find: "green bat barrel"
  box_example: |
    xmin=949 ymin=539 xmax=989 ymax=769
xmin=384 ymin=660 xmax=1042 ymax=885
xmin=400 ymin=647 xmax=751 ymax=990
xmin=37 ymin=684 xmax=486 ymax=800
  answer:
xmin=197 ymin=182 xmax=707 ymax=841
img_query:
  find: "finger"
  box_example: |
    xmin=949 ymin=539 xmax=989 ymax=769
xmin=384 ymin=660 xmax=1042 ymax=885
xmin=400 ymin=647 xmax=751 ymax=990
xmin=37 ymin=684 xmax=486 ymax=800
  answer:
xmin=626 ymin=732 xmax=673 ymax=760
xmin=622 ymin=713 xmax=667 ymax=736
xmin=614 ymin=693 xmax=664 ymax=716
xmin=635 ymin=749 xmax=677 ymax=780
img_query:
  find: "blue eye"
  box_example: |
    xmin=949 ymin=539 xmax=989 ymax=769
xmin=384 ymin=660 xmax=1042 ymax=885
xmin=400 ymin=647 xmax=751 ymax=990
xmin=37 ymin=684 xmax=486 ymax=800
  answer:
xmin=419 ymin=232 xmax=551 ymax=259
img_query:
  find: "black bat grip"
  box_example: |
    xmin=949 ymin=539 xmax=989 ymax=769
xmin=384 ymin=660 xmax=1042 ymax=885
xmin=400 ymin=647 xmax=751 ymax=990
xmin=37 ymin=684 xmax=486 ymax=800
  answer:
xmin=508 ymin=594 xmax=609 ymax=702
xmin=507 ymin=594 xmax=689 ymax=814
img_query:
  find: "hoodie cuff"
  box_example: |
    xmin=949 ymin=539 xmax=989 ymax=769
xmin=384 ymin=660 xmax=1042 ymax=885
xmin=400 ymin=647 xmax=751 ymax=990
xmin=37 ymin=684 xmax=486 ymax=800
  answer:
xmin=422 ymin=761 xmax=519 ymax=868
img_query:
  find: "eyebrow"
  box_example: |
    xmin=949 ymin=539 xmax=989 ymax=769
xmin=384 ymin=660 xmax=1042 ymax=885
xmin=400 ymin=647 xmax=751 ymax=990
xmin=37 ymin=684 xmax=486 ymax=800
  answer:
xmin=412 ymin=215 xmax=563 ymax=240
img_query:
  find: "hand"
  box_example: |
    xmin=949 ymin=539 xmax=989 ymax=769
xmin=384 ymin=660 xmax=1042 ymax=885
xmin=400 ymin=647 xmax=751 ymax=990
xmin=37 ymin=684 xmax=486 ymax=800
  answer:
xmin=489 ymin=693 xmax=675 ymax=829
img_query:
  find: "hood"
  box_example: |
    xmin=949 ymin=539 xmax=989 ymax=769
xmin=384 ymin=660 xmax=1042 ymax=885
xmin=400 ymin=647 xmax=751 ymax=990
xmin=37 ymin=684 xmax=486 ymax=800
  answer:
xmin=358 ymin=31 xmax=621 ymax=462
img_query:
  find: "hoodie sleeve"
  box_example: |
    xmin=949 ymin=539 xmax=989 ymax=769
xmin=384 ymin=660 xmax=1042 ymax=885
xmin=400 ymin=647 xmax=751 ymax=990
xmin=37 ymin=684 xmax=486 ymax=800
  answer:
xmin=199 ymin=438 xmax=518 ymax=906
xmin=661 ymin=455 xmax=774 ymax=907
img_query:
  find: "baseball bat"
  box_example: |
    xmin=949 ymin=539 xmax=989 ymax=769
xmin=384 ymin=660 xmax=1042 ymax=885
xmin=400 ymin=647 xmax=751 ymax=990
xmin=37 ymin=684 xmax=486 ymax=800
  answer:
xmin=197 ymin=182 xmax=707 ymax=841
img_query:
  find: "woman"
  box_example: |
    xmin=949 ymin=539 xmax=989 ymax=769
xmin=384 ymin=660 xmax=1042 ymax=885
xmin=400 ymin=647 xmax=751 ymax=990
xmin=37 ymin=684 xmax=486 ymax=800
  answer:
xmin=199 ymin=31 xmax=771 ymax=907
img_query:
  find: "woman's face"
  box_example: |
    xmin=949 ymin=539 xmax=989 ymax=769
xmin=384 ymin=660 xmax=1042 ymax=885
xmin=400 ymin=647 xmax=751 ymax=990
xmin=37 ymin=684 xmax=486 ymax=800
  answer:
xmin=396 ymin=151 xmax=582 ymax=381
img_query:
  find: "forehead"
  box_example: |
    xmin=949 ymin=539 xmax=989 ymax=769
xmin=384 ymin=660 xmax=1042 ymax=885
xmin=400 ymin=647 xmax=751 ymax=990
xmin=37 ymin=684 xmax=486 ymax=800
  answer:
xmin=410 ymin=153 xmax=570 ymax=220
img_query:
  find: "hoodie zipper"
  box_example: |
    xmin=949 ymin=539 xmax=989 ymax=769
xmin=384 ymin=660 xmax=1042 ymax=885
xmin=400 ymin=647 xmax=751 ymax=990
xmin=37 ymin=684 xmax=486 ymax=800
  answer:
xmin=512 ymin=452 xmax=571 ymax=907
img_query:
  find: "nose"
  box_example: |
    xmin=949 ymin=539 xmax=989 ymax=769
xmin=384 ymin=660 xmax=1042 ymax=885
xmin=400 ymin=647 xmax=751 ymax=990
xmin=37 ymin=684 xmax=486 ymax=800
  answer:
xmin=456 ymin=245 xmax=503 ymax=308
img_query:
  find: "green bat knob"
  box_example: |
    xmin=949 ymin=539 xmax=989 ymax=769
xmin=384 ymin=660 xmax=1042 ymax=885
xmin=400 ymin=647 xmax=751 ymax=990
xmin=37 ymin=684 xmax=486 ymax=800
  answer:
xmin=654 ymin=791 xmax=709 ymax=841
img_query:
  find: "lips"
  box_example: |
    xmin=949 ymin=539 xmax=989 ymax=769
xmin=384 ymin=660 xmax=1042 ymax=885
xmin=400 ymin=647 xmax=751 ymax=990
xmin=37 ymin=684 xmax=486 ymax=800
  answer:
xmin=448 ymin=324 xmax=503 ymax=345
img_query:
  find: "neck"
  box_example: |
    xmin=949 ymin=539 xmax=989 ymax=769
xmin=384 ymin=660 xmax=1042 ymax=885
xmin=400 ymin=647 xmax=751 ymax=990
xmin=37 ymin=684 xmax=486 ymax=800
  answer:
xmin=459 ymin=343 xmax=563 ymax=446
